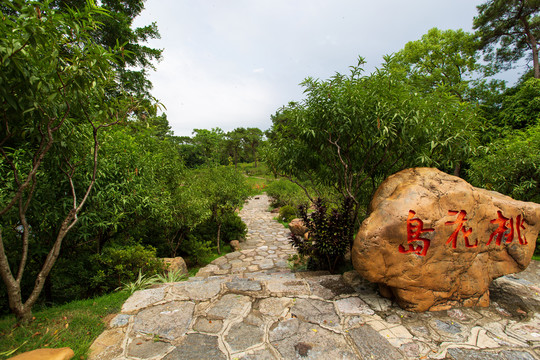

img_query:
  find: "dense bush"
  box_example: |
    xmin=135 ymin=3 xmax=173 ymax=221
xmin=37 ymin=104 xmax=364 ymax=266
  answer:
xmin=179 ymin=212 xmax=247 ymax=265
xmin=289 ymin=197 xmax=355 ymax=273
xmin=266 ymin=179 xmax=310 ymax=208
xmin=279 ymin=205 xmax=298 ymax=223
xmin=89 ymin=244 xmax=163 ymax=294
xmin=468 ymin=121 xmax=540 ymax=204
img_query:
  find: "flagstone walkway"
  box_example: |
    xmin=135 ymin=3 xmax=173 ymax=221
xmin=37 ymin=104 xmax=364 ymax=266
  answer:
xmin=89 ymin=195 xmax=540 ymax=360
xmin=195 ymin=195 xmax=297 ymax=278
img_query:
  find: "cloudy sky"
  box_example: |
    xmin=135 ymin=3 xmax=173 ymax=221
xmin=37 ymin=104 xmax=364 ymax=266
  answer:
xmin=134 ymin=0 xmax=488 ymax=137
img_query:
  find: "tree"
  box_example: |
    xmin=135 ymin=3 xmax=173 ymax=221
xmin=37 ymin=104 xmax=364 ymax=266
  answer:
xmin=496 ymin=77 xmax=540 ymax=129
xmin=50 ymin=0 xmax=163 ymax=98
xmin=468 ymin=122 xmax=540 ymax=203
xmin=473 ymin=0 xmax=540 ymax=78
xmin=0 ymin=0 xmax=135 ymax=323
xmin=190 ymin=128 xmax=225 ymax=166
xmin=266 ymin=58 xmax=479 ymax=225
xmin=391 ymin=28 xmax=503 ymax=102
xmin=191 ymin=167 xmax=250 ymax=254
xmin=225 ymin=128 xmax=246 ymax=168
xmin=242 ymin=128 xmax=264 ymax=167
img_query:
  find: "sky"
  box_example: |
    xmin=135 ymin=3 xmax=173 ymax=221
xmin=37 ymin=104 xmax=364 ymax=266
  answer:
xmin=133 ymin=0 xmax=490 ymax=137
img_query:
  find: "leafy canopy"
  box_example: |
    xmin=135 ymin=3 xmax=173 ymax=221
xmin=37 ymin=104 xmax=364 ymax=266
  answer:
xmin=473 ymin=0 xmax=540 ymax=78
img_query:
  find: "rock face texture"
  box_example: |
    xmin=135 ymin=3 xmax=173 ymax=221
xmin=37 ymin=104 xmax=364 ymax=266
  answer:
xmin=288 ymin=218 xmax=307 ymax=237
xmin=352 ymin=168 xmax=540 ymax=312
xmin=162 ymin=257 xmax=188 ymax=275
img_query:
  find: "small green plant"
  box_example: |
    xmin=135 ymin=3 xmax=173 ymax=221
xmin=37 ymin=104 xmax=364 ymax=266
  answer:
xmin=153 ymin=269 xmax=188 ymax=284
xmin=118 ymin=268 xmax=189 ymax=294
xmin=279 ymin=205 xmax=298 ymax=223
xmin=117 ymin=270 xmax=156 ymax=294
xmin=287 ymin=254 xmax=308 ymax=272
xmin=289 ymin=197 xmax=355 ymax=273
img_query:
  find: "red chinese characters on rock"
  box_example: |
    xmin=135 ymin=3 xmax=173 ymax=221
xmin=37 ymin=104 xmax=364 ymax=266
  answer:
xmin=487 ymin=210 xmax=528 ymax=246
xmin=398 ymin=210 xmax=434 ymax=256
xmin=399 ymin=209 xmax=528 ymax=256
xmin=445 ymin=210 xmax=477 ymax=248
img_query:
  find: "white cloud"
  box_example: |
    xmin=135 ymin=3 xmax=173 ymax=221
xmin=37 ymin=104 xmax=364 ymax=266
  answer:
xmin=135 ymin=0 xmax=489 ymax=137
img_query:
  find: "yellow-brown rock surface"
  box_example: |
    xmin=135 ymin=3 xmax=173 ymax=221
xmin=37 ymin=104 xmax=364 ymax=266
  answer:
xmin=8 ymin=348 xmax=74 ymax=360
xmin=352 ymin=168 xmax=540 ymax=312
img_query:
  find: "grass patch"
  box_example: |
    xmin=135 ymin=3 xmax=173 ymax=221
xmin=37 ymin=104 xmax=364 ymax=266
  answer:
xmin=245 ymin=176 xmax=272 ymax=195
xmin=237 ymin=162 xmax=272 ymax=177
xmin=0 ymin=291 xmax=130 ymax=359
xmin=275 ymin=217 xmax=290 ymax=228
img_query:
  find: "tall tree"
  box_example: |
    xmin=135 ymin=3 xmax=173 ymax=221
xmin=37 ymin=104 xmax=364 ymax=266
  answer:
xmin=266 ymin=58 xmax=479 ymax=225
xmin=391 ymin=28 xmax=502 ymax=102
xmin=50 ymin=0 xmax=162 ymax=97
xmin=190 ymin=128 xmax=225 ymax=166
xmin=0 ymin=0 xmax=136 ymax=323
xmin=225 ymin=128 xmax=246 ymax=168
xmin=242 ymin=128 xmax=264 ymax=167
xmin=473 ymin=0 xmax=540 ymax=78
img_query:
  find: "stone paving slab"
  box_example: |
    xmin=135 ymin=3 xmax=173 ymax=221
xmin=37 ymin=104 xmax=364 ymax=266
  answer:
xmin=89 ymin=265 xmax=540 ymax=360
xmin=196 ymin=195 xmax=296 ymax=278
xmin=89 ymin=195 xmax=540 ymax=360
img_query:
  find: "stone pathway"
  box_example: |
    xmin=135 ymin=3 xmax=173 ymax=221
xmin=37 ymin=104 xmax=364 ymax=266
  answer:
xmin=89 ymin=195 xmax=540 ymax=360
xmin=196 ymin=194 xmax=296 ymax=278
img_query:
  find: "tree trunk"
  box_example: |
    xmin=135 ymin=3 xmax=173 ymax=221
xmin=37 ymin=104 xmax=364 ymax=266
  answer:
xmin=521 ymin=16 xmax=540 ymax=78
xmin=453 ymin=161 xmax=462 ymax=177
xmin=0 ymin=114 xmax=122 ymax=324
xmin=252 ymin=145 xmax=258 ymax=167
xmin=216 ymin=222 xmax=222 ymax=255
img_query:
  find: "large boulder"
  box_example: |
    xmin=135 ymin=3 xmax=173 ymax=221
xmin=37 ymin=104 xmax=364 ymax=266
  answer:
xmin=289 ymin=218 xmax=308 ymax=237
xmin=230 ymin=240 xmax=241 ymax=251
xmin=162 ymin=257 xmax=188 ymax=275
xmin=352 ymin=168 xmax=540 ymax=312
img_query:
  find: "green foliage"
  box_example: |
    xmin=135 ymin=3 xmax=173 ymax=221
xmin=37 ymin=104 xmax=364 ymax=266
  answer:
xmin=188 ymin=166 xmax=250 ymax=253
xmin=240 ymin=162 xmax=272 ymax=177
xmin=265 ymin=179 xmax=310 ymax=208
xmin=391 ymin=27 xmax=503 ymax=102
xmin=117 ymin=268 xmax=187 ymax=294
xmin=49 ymin=0 xmax=163 ymax=97
xmin=496 ymin=78 xmax=540 ymax=129
xmin=287 ymin=254 xmax=309 ymax=272
xmin=181 ymin=212 xmax=247 ymax=265
xmin=118 ymin=269 xmax=157 ymax=295
xmin=0 ymin=0 xmax=142 ymax=323
xmin=289 ymin=197 xmax=355 ymax=273
xmin=473 ymin=0 xmax=540 ymax=78
xmin=0 ymin=291 xmax=129 ymax=359
xmin=279 ymin=205 xmax=298 ymax=223
xmin=468 ymin=123 xmax=540 ymax=203
xmin=152 ymin=269 xmax=188 ymax=284
xmin=267 ymin=57 xmax=479 ymax=224
xmin=90 ymin=244 xmax=163 ymax=294
xmin=181 ymin=235 xmax=214 ymax=266
xmin=177 ymin=128 xmax=266 ymax=169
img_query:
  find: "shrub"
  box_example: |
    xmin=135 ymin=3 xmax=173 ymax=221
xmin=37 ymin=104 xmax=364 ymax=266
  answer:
xmin=279 ymin=205 xmax=298 ymax=223
xmin=266 ymin=179 xmax=309 ymax=208
xmin=180 ymin=234 xmax=214 ymax=266
xmin=220 ymin=212 xmax=248 ymax=242
xmin=89 ymin=244 xmax=163 ymax=293
xmin=289 ymin=197 xmax=355 ymax=273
